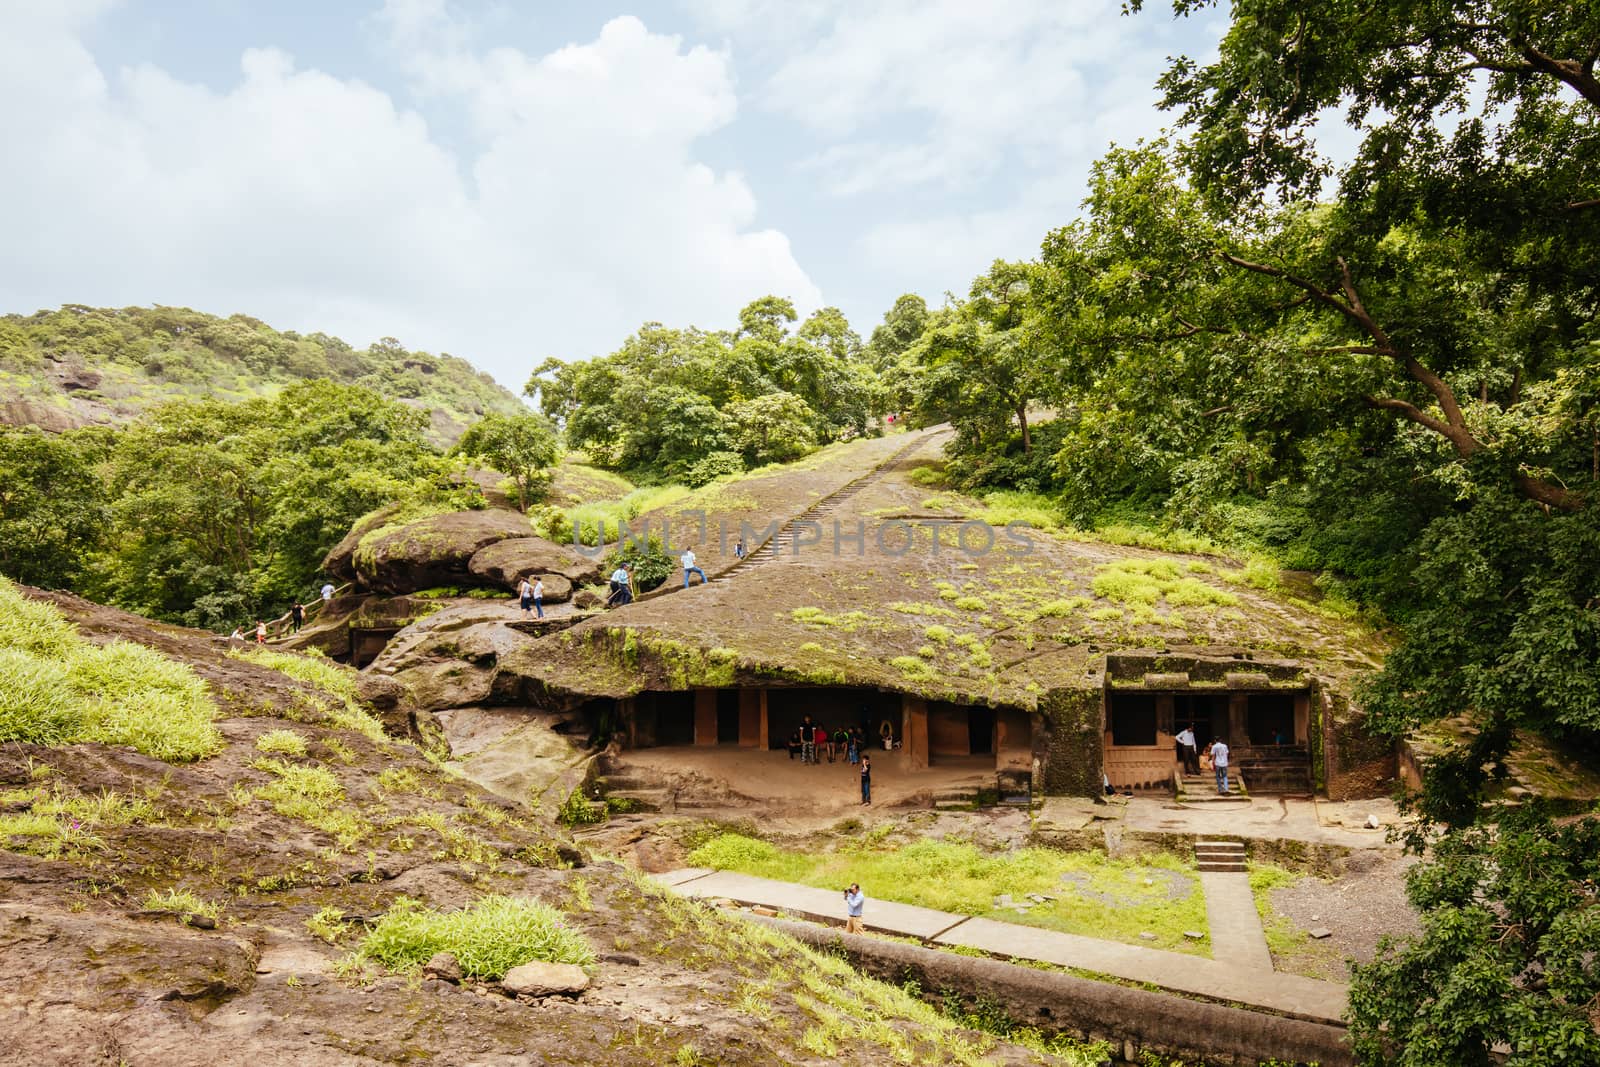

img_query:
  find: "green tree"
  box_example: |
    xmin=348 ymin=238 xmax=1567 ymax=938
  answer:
xmin=0 ymin=427 xmax=106 ymax=587
xmin=454 ymin=411 xmax=559 ymax=512
xmin=725 ymin=392 xmax=816 ymax=466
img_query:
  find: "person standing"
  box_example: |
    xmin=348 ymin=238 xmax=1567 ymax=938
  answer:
xmin=734 ymin=537 xmax=747 ymax=561
xmin=800 ymin=716 xmax=817 ymax=765
xmin=320 ymin=582 xmax=334 ymax=602
xmin=518 ymin=577 xmax=535 ymax=617
xmin=835 ymin=726 xmax=851 ymax=765
xmin=1210 ymin=737 xmax=1231 ymax=795
xmin=681 ymin=547 xmax=707 ymax=588
xmin=254 ymin=620 xmax=267 ymax=644
xmin=532 ymin=576 xmax=544 ymax=619
xmin=859 ymin=754 xmax=872 ymax=805
xmin=1175 ymin=724 xmax=1199 ymax=775
xmin=844 ymin=883 xmax=865 ymax=935
xmin=290 ymin=603 xmax=304 ymax=634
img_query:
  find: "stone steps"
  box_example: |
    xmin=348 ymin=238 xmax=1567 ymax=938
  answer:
xmin=1195 ymin=839 xmax=1247 ymax=873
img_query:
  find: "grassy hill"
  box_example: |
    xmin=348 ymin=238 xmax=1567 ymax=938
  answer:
xmin=0 ymin=304 xmax=526 ymax=443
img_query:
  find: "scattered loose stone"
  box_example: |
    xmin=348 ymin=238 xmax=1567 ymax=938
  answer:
xmin=422 ymin=951 xmax=462 ymax=983
xmin=996 ymin=894 xmax=1013 ymax=907
xmin=187 ymin=915 xmax=217 ymax=930
xmin=1138 ymin=932 xmax=1156 ymax=941
xmin=1183 ymin=931 xmax=1205 ymax=940
xmin=751 ymin=906 xmax=778 ymax=917
xmin=599 ymin=953 xmax=640 ymax=967
xmin=501 ymin=961 xmax=590 ymax=998
xmin=1308 ymin=927 xmax=1333 ymax=940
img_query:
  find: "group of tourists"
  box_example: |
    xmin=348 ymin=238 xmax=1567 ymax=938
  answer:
xmin=516 ymin=576 xmax=546 ymax=619
xmin=784 ymin=714 xmax=892 ymax=805
xmin=227 ymin=582 xmax=339 ymax=644
xmin=1174 ymin=724 xmax=1233 ymax=796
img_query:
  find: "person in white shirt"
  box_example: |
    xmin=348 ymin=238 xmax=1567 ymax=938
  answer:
xmin=532 ymin=577 xmax=544 ymax=619
xmin=518 ymin=577 xmax=535 ymax=618
xmin=681 ymin=548 xmax=706 ymax=588
xmin=1209 ymin=738 xmax=1231 ymax=795
xmin=1175 ymin=725 xmax=1199 ymax=775
xmin=320 ymin=582 xmax=335 ymax=601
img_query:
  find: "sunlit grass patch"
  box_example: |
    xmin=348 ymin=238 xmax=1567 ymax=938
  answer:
xmin=0 ymin=578 xmax=221 ymax=761
xmin=1091 ymin=558 xmax=1238 ymax=611
xmin=355 ymin=895 xmax=594 ymax=979
xmin=255 ymin=729 xmax=308 ymax=757
xmin=689 ymin=835 xmax=1211 ymax=955
xmin=143 ymin=887 xmax=222 ymax=923
xmin=251 ymin=757 xmax=365 ymax=848
xmin=231 ymin=647 xmax=388 ymax=745
xmin=0 ymin=785 xmax=157 ymax=858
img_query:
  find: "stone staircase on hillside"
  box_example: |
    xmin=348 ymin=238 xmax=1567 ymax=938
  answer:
xmin=1194 ymin=839 xmax=1247 ymax=873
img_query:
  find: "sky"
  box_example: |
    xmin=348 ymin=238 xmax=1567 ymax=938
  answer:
xmin=0 ymin=0 xmax=1230 ymax=390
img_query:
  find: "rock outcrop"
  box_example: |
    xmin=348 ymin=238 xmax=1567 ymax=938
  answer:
xmin=467 ymin=537 xmax=600 ymax=595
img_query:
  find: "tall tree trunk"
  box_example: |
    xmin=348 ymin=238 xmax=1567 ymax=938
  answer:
xmin=1017 ymin=404 xmax=1031 ymax=454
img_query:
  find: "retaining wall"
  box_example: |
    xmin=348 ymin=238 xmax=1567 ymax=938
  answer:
xmin=756 ymin=916 xmax=1353 ymax=1067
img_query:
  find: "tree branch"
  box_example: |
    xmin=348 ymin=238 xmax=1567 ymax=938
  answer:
xmin=1519 ymin=44 xmax=1600 ymax=107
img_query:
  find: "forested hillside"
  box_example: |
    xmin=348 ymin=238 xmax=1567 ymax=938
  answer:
xmin=0 ymin=304 xmax=526 ymax=442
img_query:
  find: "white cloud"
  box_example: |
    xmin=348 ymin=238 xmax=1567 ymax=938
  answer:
xmin=0 ymin=1 xmax=819 ymax=386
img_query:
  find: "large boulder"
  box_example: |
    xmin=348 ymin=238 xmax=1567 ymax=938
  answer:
xmin=321 ymin=505 xmax=401 ymax=583
xmin=351 ymin=509 xmax=533 ymax=594
xmin=467 ymin=537 xmax=601 ymax=593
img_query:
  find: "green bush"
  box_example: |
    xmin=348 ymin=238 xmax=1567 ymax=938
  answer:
xmin=357 ymin=895 xmax=594 ymax=978
xmin=255 ymin=729 xmax=308 ymax=757
xmin=685 ymin=450 xmax=746 ymax=488
xmin=603 ymin=534 xmax=674 ymax=593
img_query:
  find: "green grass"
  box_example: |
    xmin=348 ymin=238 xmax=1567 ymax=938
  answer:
xmin=0 ymin=785 xmax=157 ymax=858
xmin=973 ymin=489 xmax=1066 ymax=531
xmin=1091 ymin=559 xmax=1238 ymax=612
xmin=250 ymin=757 xmax=366 ymax=848
xmin=356 ymin=895 xmax=594 ymax=979
xmin=688 ymin=835 xmax=1211 ymax=955
xmin=255 ymin=729 xmax=308 ymax=757
xmin=0 ymin=577 xmax=222 ymax=761
xmin=230 ymin=647 xmax=388 ymax=744
xmin=143 ymin=887 xmax=222 ymax=923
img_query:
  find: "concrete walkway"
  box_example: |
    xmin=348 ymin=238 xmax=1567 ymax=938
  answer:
xmin=658 ymin=867 xmax=1348 ymax=1025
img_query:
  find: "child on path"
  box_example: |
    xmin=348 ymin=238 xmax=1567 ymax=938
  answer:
xmin=254 ymin=621 xmax=267 ymax=644
xmin=859 ymin=754 xmax=872 ymax=805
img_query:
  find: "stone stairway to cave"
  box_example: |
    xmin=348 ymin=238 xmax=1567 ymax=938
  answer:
xmin=741 ymin=430 xmax=936 ymax=568
xmin=1174 ymin=768 xmax=1250 ymax=805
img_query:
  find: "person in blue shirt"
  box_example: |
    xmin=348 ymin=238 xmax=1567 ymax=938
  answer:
xmin=607 ymin=564 xmax=633 ymax=606
xmin=844 ymin=883 xmax=865 ymax=935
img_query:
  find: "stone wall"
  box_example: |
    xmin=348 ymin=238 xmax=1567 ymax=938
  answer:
xmin=759 ymin=917 xmax=1353 ymax=1066
xmin=1036 ymin=687 xmax=1104 ymax=798
xmin=1321 ymin=689 xmax=1397 ymax=801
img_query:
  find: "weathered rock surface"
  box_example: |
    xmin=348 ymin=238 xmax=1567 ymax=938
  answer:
xmin=423 ymin=951 xmax=463 ymax=983
xmin=352 ymin=510 xmax=534 ymax=594
xmin=501 ymin=961 xmax=589 ymax=997
xmin=468 ymin=537 xmax=601 ymax=592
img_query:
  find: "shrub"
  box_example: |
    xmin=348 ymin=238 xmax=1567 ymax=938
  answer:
xmin=559 ymin=789 xmax=604 ymax=827
xmin=356 ymin=895 xmax=594 ymax=979
xmin=688 ymin=832 xmax=780 ymax=870
xmin=685 ymin=450 xmax=745 ymax=487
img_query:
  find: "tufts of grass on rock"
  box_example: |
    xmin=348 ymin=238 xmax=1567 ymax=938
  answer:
xmin=231 ymin=647 xmax=388 ymax=744
xmin=255 ymin=729 xmax=308 ymax=757
xmin=356 ymin=895 xmax=594 ymax=979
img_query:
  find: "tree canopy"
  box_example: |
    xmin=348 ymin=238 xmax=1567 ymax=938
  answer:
xmin=529 ymin=297 xmax=882 ymax=482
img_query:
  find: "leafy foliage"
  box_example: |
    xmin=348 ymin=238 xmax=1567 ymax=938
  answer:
xmin=530 ymin=297 xmax=882 ymax=482
xmin=1349 ymin=805 xmax=1600 ymax=1066
xmin=453 ymin=411 xmax=558 ymax=512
